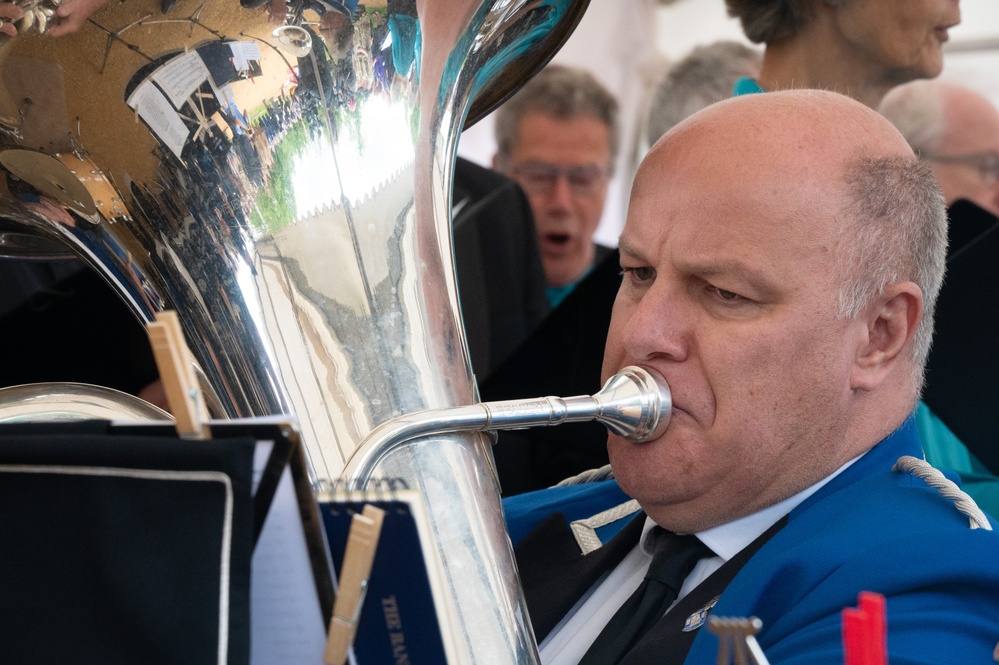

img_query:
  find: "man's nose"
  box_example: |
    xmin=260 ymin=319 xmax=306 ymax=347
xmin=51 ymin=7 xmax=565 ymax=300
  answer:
xmin=619 ymin=286 xmax=690 ymax=363
xmin=546 ymin=174 xmax=575 ymax=210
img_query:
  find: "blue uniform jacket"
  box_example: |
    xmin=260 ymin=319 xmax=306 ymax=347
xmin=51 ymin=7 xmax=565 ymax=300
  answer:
xmin=504 ymin=418 xmax=999 ymax=663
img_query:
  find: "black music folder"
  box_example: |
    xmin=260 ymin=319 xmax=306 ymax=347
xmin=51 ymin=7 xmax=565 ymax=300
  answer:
xmin=0 ymin=418 xmax=333 ymax=665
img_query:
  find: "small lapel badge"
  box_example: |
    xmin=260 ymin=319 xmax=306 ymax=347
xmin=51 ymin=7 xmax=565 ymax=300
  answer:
xmin=683 ymin=596 xmax=720 ymax=632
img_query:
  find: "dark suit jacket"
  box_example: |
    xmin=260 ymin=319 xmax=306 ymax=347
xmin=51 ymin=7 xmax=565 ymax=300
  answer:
xmin=922 ymin=199 xmax=999 ymax=473
xmin=482 ymin=248 xmax=621 ymax=495
xmin=452 ymin=157 xmax=549 ymax=382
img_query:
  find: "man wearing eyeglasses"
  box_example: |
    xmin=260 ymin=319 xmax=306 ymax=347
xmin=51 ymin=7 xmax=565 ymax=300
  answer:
xmin=879 ymin=79 xmax=999 ymax=218
xmin=493 ymin=65 xmax=619 ymax=308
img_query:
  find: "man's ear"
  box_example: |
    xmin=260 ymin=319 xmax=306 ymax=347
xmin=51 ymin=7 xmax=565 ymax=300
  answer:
xmin=850 ymin=282 xmax=923 ymax=391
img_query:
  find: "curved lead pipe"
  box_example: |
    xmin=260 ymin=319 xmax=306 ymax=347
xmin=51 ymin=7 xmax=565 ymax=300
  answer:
xmin=342 ymin=366 xmax=671 ymax=486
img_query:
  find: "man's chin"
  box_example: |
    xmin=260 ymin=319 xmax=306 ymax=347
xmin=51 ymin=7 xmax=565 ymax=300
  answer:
xmin=608 ymin=431 xmax=698 ymax=498
xmin=607 ymin=436 xmax=669 ymax=492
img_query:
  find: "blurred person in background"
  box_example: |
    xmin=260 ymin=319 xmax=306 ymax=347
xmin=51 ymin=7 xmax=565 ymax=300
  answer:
xmin=725 ymin=0 xmax=961 ymax=109
xmin=879 ymin=79 xmax=999 ymax=217
xmin=880 ymin=79 xmax=999 ymax=486
xmin=645 ymin=40 xmax=762 ymax=147
xmin=493 ymin=64 xmax=618 ymax=308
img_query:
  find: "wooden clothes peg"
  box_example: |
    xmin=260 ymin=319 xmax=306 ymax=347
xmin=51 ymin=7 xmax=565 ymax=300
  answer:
xmin=325 ymin=504 xmax=386 ymax=665
xmin=147 ymin=310 xmax=209 ymax=439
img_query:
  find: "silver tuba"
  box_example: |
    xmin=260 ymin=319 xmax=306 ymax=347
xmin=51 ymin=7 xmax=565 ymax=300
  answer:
xmin=0 ymin=0 xmax=591 ymax=662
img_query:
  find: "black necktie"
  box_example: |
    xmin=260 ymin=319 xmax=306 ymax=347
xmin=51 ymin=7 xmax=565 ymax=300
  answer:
xmin=578 ymin=527 xmax=712 ymax=665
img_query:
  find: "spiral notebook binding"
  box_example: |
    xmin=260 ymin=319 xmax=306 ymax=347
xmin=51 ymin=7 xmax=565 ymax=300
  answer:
xmin=315 ymin=476 xmax=412 ymax=515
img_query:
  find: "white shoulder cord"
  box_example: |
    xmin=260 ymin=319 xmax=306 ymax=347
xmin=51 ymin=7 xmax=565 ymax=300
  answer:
xmin=894 ymin=458 xmax=999 ymax=662
xmin=893 ymin=455 xmax=993 ymax=530
xmin=550 ymin=465 xmax=635 ymax=554
xmin=553 ymin=464 xmax=614 ymax=487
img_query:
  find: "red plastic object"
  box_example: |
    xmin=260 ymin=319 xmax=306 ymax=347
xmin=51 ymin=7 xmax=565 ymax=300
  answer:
xmin=842 ymin=591 xmax=887 ymax=665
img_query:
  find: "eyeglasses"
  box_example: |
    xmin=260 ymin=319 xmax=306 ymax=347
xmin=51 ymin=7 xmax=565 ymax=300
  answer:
xmin=919 ymin=150 xmax=999 ymax=185
xmin=507 ymin=162 xmax=611 ymax=197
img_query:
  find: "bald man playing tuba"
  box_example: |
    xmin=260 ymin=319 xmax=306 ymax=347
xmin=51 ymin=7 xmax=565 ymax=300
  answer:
xmin=504 ymin=89 xmax=999 ymax=665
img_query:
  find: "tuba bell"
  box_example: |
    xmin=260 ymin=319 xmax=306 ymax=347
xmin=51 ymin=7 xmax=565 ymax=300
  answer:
xmin=0 ymin=0 xmax=592 ymax=662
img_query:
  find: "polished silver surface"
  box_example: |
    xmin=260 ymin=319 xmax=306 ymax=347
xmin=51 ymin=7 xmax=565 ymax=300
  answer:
xmin=344 ymin=366 xmax=673 ymax=485
xmin=0 ymin=382 xmax=172 ymax=422
xmin=0 ymin=1 xmax=588 ymax=663
xmin=591 ymin=365 xmax=672 ymax=442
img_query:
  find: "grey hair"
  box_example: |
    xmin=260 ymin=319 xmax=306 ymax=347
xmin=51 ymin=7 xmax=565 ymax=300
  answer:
xmin=725 ymin=0 xmax=842 ymax=44
xmin=877 ymin=81 xmax=948 ymax=153
xmin=647 ymin=41 xmax=762 ymax=145
xmin=836 ymin=156 xmax=948 ymax=392
xmin=494 ymin=64 xmax=620 ymax=160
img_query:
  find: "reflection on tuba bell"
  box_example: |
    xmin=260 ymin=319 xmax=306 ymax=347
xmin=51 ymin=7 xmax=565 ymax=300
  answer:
xmin=0 ymin=0 xmax=591 ymax=662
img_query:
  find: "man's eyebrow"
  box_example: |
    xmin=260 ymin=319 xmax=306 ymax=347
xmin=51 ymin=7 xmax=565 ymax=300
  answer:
xmin=618 ymin=239 xmax=781 ymax=294
xmin=680 ymin=257 xmax=782 ymax=295
xmin=617 ymin=238 xmax=646 ymax=261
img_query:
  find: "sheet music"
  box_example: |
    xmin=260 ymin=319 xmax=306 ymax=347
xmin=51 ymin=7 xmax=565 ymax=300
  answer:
xmin=229 ymin=42 xmax=261 ymax=74
xmin=251 ymin=455 xmax=327 ymax=664
xmin=126 ymin=80 xmax=188 ymax=159
xmin=151 ymin=50 xmax=211 ymax=109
